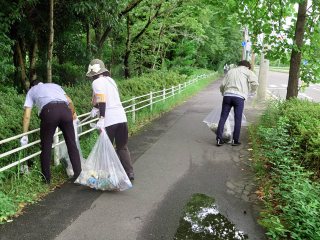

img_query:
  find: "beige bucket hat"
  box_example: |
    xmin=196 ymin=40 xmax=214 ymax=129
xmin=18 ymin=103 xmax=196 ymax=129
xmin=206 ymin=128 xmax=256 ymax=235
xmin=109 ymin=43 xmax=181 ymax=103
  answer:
xmin=86 ymin=59 xmax=109 ymax=77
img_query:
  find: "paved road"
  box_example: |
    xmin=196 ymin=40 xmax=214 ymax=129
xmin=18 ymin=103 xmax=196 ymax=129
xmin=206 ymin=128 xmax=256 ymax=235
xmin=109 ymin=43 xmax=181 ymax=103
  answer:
xmin=267 ymin=71 xmax=320 ymax=102
xmin=0 ymin=78 xmax=266 ymax=240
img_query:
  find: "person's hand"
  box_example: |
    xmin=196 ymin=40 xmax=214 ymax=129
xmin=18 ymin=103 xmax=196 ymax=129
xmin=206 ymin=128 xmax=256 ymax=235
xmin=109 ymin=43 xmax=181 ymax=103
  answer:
xmin=90 ymin=107 xmax=99 ymax=118
xmin=20 ymin=136 xmax=28 ymax=146
xmin=96 ymin=118 xmax=105 ymax=130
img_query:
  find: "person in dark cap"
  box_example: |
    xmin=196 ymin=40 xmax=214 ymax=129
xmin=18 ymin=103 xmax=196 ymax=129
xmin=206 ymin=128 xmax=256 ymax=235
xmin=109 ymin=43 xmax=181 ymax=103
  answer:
xmin=86 ymin=59 xmax=134 ymax=180
xmin=20 ymin=80 xmax=82 ymax=183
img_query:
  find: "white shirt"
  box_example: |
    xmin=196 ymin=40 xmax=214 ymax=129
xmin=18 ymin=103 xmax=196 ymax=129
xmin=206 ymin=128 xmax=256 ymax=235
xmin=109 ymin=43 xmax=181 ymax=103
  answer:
xmin=24 ymin=83 xmax=68 ymax=114
xmin=92 ymin=76 xmax=127 ymax=127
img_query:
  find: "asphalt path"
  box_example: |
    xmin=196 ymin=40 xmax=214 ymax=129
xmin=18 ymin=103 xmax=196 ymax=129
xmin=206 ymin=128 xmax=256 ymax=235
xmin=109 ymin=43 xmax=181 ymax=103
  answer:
xmin=0 ymin=78 xmax=266 ymax=240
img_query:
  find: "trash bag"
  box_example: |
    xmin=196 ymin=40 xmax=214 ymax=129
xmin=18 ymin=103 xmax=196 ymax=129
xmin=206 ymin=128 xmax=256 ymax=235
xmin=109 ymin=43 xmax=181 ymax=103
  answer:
xmin=203 ymin=108 xmax=247 ymax=142
xmin=75 ymin=130 xmax=132 ymax=191
xmin=59 ymin=120 xmax=84 ymax=177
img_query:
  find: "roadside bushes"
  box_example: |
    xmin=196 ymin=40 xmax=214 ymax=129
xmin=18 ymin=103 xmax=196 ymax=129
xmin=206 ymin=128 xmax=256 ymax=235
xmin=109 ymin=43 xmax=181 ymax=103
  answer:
xmin=250 ymin=99 xmax=320 ymax=239
xmin=276 ymin=99 xmax=320 ymax=174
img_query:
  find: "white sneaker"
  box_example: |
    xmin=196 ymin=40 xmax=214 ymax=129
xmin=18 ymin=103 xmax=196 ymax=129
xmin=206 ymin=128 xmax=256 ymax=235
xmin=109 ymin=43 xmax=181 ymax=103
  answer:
xmin=20 ymin=164 xmax=30 ymax=174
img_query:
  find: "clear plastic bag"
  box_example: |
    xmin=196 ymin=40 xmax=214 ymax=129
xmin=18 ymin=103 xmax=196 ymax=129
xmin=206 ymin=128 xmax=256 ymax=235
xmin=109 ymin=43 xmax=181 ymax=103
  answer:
xmin=203 ymin=108 xmax=247 ymax=142
xmin=59 ymin=120 xmax=84 ymax=177
xmin=75 ymin=130 xmax=132 ymax=191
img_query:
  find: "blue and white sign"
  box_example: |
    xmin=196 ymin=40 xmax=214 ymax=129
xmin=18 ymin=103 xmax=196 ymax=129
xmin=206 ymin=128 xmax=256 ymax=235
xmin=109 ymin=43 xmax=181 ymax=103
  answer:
xmin=241 ymin=41 xmax=246 ymax=47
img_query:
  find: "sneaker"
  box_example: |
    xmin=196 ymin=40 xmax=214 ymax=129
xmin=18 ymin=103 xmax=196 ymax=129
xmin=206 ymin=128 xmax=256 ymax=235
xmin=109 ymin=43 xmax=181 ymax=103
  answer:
xmin=231 ymin=140 xmax=241 ymax=146
xmin=216 ymin=139 xmax=224 ymax=146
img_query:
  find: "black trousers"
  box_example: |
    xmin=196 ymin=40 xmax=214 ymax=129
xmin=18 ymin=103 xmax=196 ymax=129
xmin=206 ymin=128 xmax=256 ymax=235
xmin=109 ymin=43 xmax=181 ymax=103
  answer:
xmin=39 ymin=102 xmax=82 ymax=182
xmin=105 ymin=122 xmax=133 ymax=175
xmin=216 ymin=96 xmax=245 ymax=142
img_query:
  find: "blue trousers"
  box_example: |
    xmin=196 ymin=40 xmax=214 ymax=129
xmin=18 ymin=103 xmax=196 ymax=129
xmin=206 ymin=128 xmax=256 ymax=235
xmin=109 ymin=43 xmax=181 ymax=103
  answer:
xmin=216 ymin=96 xmax=244 ymax=142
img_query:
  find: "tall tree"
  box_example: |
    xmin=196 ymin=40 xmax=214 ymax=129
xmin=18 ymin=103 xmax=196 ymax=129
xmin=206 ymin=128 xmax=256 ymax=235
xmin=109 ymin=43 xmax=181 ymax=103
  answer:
xmin=123 ymin=1 xmax=163 ymax=78
xmin=239 ymin=0 xmax=320 ymax=99
xmin=286 ymin=1 xmax=307 ymax=99
xmin=47 ymin=0 xmax=54 ymax=83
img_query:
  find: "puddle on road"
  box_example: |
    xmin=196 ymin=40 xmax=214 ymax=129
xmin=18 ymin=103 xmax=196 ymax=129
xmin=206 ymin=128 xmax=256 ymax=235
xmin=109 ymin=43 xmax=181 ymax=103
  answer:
xmin=174 ymin=193 xmax=248 ymax=240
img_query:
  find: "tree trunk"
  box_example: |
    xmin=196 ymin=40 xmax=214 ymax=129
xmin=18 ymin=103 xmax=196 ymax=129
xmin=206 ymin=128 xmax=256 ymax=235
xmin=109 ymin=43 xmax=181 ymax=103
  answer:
xmin=286 ymin=0 xmax=307 ymax=99
xmin=124 ymin=15 xmax=131 ymax=78
xmin=16 ymin=40 xmax=29 ymax=91
xmin=47 ymin=0 xmax=54 ymax=83
xmin=86 ymin=22 xmax=91 ymax=58
xmin=29 ymin=38 xmax=38 ymax=82
xmin=124 ymin=51 xmax=131 ymax=78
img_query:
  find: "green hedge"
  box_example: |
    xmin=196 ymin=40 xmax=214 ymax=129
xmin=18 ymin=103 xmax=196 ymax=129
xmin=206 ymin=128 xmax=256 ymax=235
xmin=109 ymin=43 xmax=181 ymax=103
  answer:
xmin=250 ymin=99 xmax=320 ymax=239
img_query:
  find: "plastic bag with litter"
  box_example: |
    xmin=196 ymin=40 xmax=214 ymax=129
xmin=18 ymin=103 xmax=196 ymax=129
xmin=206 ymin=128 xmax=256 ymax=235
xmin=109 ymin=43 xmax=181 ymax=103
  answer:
xmin=203 ymin=108 xmax=247 ymax=142
xmin=75 ymin=129 xmax=132 ymax=191
xmin=59 ymin=120 xmax=84 ymax=177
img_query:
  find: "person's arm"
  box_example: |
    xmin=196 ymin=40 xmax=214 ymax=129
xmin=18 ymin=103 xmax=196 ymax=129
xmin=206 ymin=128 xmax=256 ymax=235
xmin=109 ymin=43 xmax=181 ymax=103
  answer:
xmin=92 ymin=81 xmax=106 ymax=118
xmin=22 ymin=107 xmax=32 ymax=133
xmin=94 ymin=96 xmax=106 ymax=118
xmin=220 ymin=76 xmax=227 ymax=95
xmin=65 ymin=95 xmax=77 ymax=120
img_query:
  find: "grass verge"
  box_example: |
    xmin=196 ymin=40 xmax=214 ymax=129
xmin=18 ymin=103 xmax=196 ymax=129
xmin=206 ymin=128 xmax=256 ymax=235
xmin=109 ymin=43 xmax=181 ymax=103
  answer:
xmin=249 ymin=99 xmax=320 ymax=239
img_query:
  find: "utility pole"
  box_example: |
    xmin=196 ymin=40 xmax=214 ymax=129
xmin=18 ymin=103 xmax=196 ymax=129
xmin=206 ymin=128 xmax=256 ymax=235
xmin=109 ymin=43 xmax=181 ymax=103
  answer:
xmin=242 ymin=27 xmax=248 ymax=60
xmin=257 ymin=42 xmax=269 ymax=101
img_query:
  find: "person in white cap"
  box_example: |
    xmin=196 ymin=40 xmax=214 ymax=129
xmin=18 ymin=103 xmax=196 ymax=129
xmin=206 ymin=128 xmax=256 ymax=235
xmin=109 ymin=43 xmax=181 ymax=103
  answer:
xmin=86 ymin=59 xmax=134 ymax=180
xmin=20 ymin=80 xmax=82 ymax=184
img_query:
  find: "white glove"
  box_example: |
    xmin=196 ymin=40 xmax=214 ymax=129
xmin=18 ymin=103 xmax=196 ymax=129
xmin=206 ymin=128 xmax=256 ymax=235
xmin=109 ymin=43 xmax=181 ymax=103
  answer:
xmin=90 ymin=107 xmax=99 ymax=118
xmin=73 ymin=118 xmax=80 ymax=127
xmin=73 ymin=118 xmax=80 ymax=135
xmin=96 ymin=118 xmax=105 ymax=129
xmin=20 ymin=136 xmax=28 ymax=146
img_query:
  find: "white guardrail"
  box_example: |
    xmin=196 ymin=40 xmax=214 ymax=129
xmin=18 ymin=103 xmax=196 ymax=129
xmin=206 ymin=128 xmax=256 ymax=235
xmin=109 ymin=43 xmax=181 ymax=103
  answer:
xmin=0 ymin=74 xmax=211 ymax=173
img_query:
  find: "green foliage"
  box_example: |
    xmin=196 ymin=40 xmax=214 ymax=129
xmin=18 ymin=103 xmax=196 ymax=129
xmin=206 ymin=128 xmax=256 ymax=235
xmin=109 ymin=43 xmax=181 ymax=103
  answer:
xmin=118 ymin=70 xmax=188 ymax=100
xmin=0 ymin=86 xmax=40 ymax=171
xmin=250 ymin=99 xmax=320 ymax=239
xmin=0 ymin=34 xmax=14 ymax=84
xmin=239 ymin=0 xmax=320 ymax=84
xmin=0 ymin=191 xmax=17 ymax=223
xmin=52 ymin=62 xmax=86 ymax=86
xmin=276 ymin=99 xmax=320 ymax=173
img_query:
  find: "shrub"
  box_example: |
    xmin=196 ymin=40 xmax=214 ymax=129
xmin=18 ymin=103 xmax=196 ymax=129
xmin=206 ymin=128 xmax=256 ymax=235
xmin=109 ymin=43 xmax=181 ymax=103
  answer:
xmin=250 ymin=100 xmax=320 ymax=239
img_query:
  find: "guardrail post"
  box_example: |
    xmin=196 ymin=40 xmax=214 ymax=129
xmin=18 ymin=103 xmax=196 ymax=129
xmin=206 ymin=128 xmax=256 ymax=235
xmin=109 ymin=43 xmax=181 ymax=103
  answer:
xmin=150 ymin=91 xmax=153 ymax=111
xmin=184 ymin=82 xmax=187 ymax=89
xmin=53 ymin=128 xmax=60 ymax=166
xmin=132 ymin=97 xmax=136 ymax=123
xmin=179 ymin=84 xmax=181 ymax=93
xmin=171 ymin=86 xmax=174 ymax=96
xmin=162 ymin=88 xmax=166 ymax=101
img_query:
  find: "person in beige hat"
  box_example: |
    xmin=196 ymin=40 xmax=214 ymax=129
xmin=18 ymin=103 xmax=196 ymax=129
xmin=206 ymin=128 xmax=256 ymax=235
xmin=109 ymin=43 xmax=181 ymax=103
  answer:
xmin=86 ymin=59 xmax=134 ymax=180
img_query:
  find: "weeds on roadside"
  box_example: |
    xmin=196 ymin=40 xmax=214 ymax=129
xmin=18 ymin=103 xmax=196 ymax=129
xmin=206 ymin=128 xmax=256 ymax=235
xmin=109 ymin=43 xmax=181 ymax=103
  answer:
xmin=249 ymin=100 xmax=320 ymax=239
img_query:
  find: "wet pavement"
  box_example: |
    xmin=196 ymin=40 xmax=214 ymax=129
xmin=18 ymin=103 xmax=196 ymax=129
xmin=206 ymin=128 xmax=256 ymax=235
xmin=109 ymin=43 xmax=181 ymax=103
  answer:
xmin=0 ymin=77 xmax=266 ymax=240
